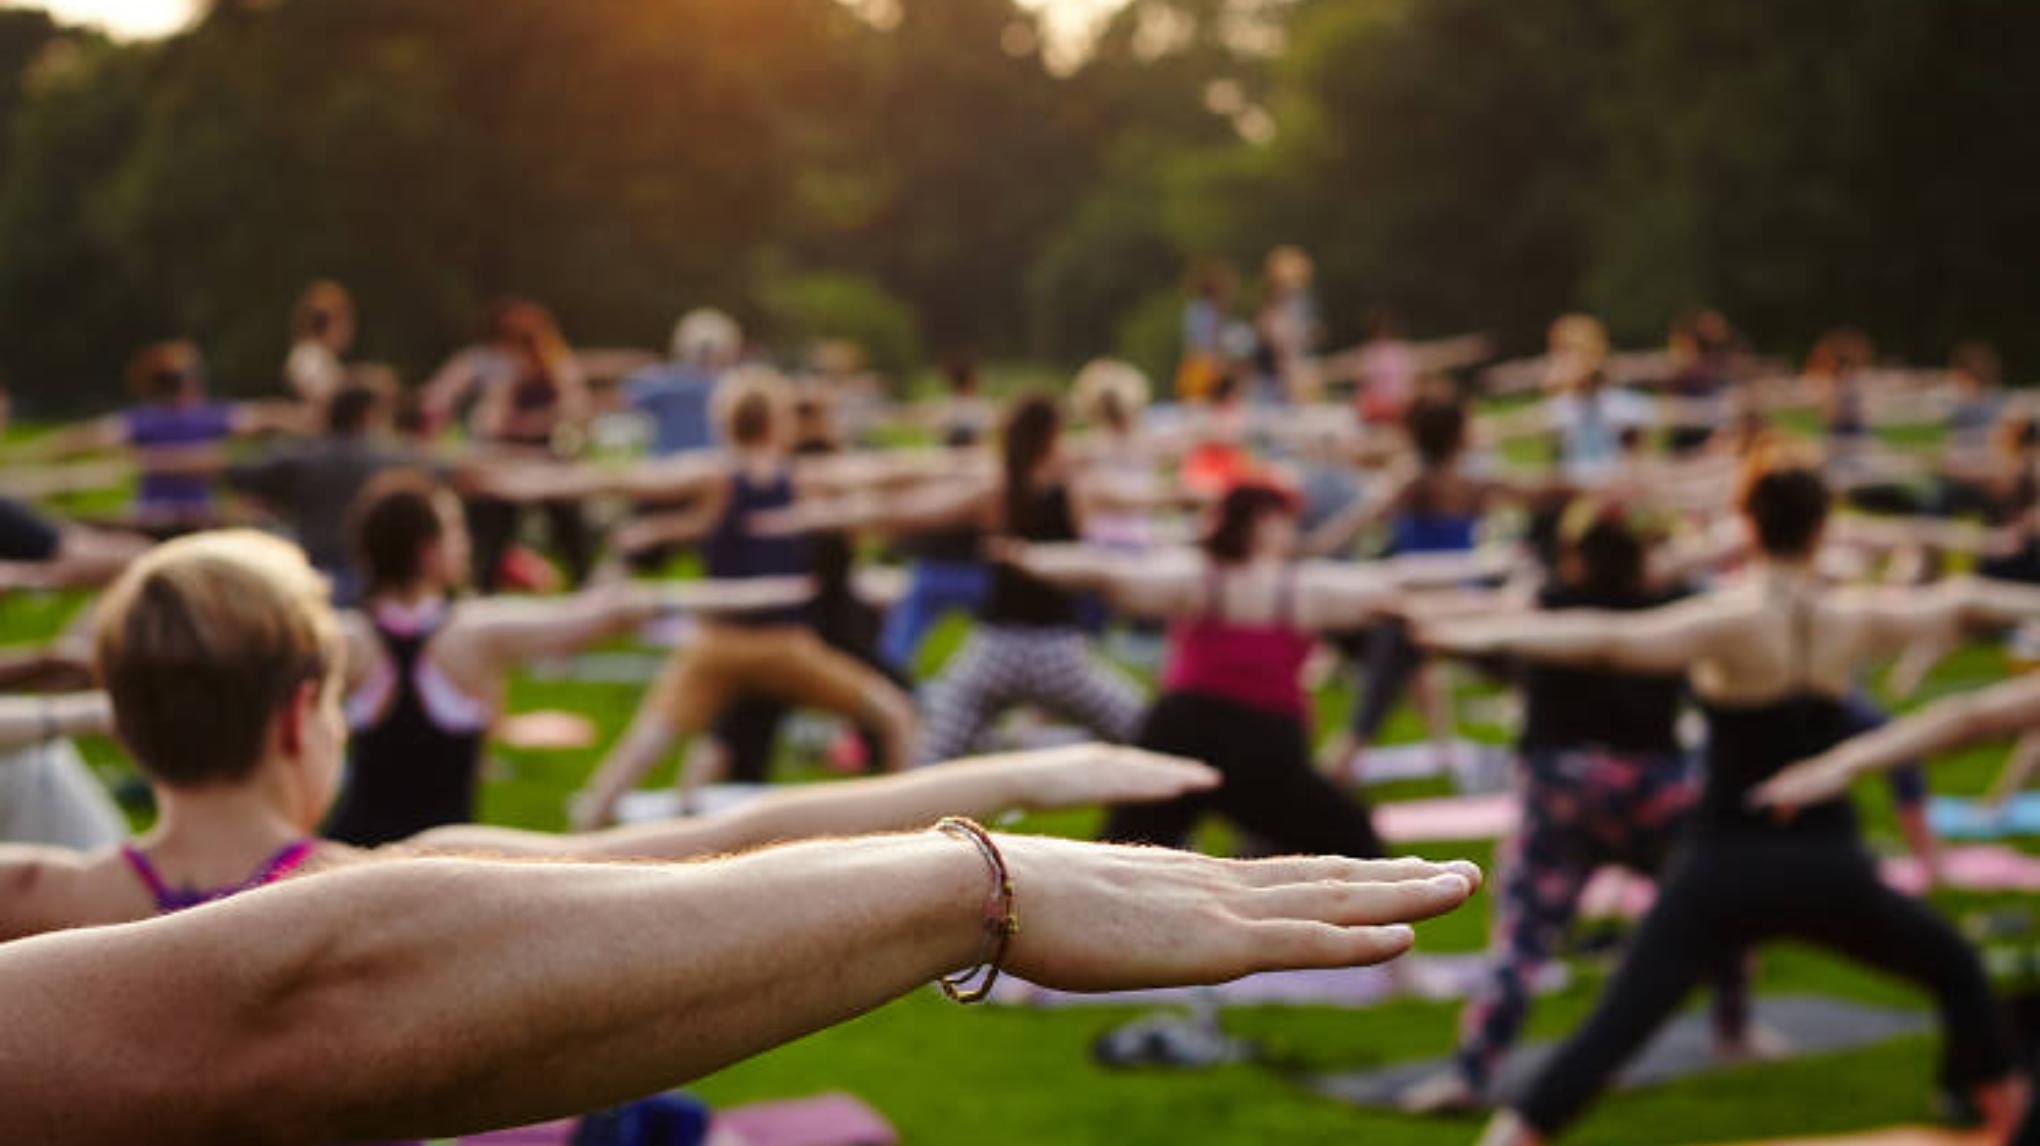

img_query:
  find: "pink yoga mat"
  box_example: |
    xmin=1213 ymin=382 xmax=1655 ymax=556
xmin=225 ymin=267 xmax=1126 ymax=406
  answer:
xmin=1580 ymin=845 xmax=2040 ymax=920
xmin=714 ymin=1093 xmax=899 ymax=1146
xmin=1376 ymin=793 xmax=1520 ymax=843
xmin=463 ymin=1120 xmax=576 ymax=1144
xmin=1700 ymin=1128 xmax=1989 ymax=1146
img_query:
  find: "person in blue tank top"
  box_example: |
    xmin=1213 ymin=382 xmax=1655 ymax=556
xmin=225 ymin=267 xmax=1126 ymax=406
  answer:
xmin=1310 ymin=392 xmax=1547 ymax=783
xmin=575 ymin=369 xmax=923 ymax=826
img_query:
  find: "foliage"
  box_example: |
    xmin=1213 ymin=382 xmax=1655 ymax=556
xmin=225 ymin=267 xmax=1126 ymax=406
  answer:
xmin=0 ymin=0 xmax=2036 ymax=408
xmin=755 ymin=268 xmax=923 ymax=379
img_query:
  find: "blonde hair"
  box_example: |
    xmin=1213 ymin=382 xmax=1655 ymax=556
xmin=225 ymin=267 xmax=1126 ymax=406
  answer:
xmin=1071 ymin=359 xmax=1151 ymax=432
xmin=672 ymin=308 xmax=741 ymax=364
xmin=94 ymin=531 xmax=339 ymax=789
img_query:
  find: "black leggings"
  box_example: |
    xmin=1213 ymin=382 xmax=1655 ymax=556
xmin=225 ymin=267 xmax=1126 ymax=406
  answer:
xmin=1104 ymin=691 xmax=1384 ymax=859
xmin=1518 ymin=834 xmax=2014 ymax=1135
xmin=466 ymin=495 xmax=593 ymax=592
xmin=718 ymin=595 xmax=903 ymax=784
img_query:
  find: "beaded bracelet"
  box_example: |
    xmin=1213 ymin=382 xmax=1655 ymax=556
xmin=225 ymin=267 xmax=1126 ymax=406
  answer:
xmin=935 ymin=817 xmax=1020 ymax=1005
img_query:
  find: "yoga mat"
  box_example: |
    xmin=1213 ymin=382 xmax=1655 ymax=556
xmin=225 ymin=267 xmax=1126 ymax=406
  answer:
xmin=616 ymin=784 xmax=773 ymax=824
xmin=455 ymin=1095 xmax=895 ymax=1146
xmin=1305 ymin=996 xmax=1931 ymax=1111
xmin=462 ymin=1121 xmax=576 ymax=1144
xmin=1928 ymin=794 xmax=2040 ymax=841
xmin=1576 ymin=846 xmax=2040 ymax=920
xmin=497 ymin=711 xmax=598 ymax=752
xmin=988 ymin=954 xmax=1567 ymax=1010
xmin=715 ymin=1093 xmax=899 ymax=1146
xmin=1377 ymin=793 xmax=1520 ymax=843
xmin=1698 ymin=1130 xmax=1989 ymax=1146
xmin=1344 ymin=741 xmax=1512 ymax=792
xmin=530 ymin=650 xmax=673 ymax=685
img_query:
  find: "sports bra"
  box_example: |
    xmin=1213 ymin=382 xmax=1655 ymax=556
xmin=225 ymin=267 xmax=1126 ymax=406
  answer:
xmin=703 ymin=466 xmax=812 ymax=627
xmin=1694 ymin=591 xmax=1855 ymax=838
xmin=1162 ymin=568 xmax=1317 ymax=719
xmin=120 ymin=841 xmax=316 ymax=914
xmin=328 ymin=601 xmax=488 ymax=847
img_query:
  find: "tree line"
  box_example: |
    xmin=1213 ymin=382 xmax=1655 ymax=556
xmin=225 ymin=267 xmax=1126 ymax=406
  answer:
xmin=0 ymin=0 xmax=2033 ymax=408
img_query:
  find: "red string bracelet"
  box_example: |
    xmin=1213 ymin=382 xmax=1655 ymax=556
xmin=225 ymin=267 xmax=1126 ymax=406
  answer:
xmin=935 ymin=817 xmax=1019 ymax=1005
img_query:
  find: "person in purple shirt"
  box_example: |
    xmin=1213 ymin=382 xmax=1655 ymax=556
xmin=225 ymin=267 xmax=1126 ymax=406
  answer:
xmin=14 ymin=340 xmax=299 ymax=534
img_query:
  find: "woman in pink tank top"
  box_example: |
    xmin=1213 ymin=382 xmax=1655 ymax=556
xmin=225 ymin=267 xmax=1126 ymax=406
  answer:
xmin=1003 ymin=482 xmax=1503 ymax=861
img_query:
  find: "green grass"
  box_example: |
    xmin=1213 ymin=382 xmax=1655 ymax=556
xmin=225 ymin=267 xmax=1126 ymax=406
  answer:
xmin=6 ymin=407 xmax=2031 ymax=1144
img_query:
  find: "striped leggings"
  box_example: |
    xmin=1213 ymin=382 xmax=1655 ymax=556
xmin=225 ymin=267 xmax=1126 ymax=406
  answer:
xmin=917 ymin=625 xmax=1145 ymax=764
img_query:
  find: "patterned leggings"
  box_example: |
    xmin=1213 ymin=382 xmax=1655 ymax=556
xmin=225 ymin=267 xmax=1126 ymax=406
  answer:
xmin=917 ymin=625 xmax=1145 ymax=764
xmin=1454 ymin=747 xmax=1748 ymax=1092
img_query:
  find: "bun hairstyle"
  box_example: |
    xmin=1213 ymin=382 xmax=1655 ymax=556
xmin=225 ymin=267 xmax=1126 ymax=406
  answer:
xmin=1738 ymin=441 xmax=1832 ymax=559
xmin=711 ymin=367 xmax=794 ymax=449
xmin=1203 ymin=481 xmax=1300 ymax=565
xmin=1071 ymin=359 xmax=1150 ymax=435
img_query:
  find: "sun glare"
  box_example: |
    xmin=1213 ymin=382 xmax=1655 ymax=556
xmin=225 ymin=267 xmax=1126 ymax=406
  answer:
xmin=7 ymin=0 xmax=1126 ymax=44
xmin=4 ymin=0 xmax=198 ymax=37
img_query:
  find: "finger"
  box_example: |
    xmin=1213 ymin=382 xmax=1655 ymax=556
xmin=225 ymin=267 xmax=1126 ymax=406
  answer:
xmin=1229 ymin=854 xmax=1482 ymax=891
xmin=1250 ymin=921 xmax=1418 ymax=971
xmin=1245 ymin=872 xmax=1475 ymax=926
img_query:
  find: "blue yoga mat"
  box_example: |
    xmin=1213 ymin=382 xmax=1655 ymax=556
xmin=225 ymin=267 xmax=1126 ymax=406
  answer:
xmin=1928 ymin=794 xmax=2040 ymax=840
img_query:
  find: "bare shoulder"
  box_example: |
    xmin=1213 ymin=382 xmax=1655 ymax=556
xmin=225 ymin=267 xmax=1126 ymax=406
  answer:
xmin=0 ymin=846 xmax=152 ymax=942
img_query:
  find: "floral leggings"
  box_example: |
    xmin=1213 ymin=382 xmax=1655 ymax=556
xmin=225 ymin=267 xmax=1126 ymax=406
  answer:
xmin=1453 ymin=747 xmax=1748 ymax=1092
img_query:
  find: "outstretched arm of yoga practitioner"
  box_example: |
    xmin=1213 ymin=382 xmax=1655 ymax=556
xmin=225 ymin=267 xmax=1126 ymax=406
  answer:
xmin=1751 ymin=674 xmax=2040 ymax=812
xmin=792 ymin=447 xmax=988 ymax=496
xmin=990 ymin=542 xmax=1204 ymax=618
xmin=5 ymin=414 xmax=129 ymax=461
xmin=748 ymin=475 xmax=998 ymax=540
xmin=343 ymin=579 xmax=815 ymax=697
xmin=1419 ymin=592 xmax=1727 ymax=674
xmin=0 ymin=838 xmax=1481 ymax=1145
xmin=0 ymin=693 xmax=111 ymax=752
xmin=412 ymin=744 xmax=1220 ymax=860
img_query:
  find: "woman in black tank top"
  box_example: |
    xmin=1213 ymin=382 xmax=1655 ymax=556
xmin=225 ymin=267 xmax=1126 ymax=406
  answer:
xmin=1430 ymin=462 xmax=2028 ymax=1144
xmin=914 ymin=394 xmax=1147 ymax=764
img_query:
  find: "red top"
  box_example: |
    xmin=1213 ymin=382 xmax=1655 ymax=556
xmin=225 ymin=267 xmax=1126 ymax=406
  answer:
xmin=1161 ymin=569 xmax=1317 ymax=719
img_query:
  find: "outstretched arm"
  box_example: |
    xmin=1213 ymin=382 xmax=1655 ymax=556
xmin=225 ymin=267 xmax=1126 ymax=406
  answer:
xmin=0 ymin=694 xmax=112 ymax=752
xmin=1752 ymin=674 xmax=2040 ymax=811
xmin=0 ymin=838 xmax=1479 ymax=1144
xmin=995 ymin=542 xmax=1203 ymax=619
xmin=414 ymin=744 xmax=1220 ymax=860
xmin=1422 ymin=594 xmax=1723 ymax=674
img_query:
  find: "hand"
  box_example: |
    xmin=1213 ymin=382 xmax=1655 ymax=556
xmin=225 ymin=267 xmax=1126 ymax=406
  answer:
xmin=994 ymin=744 xmax=1220 ymax=811
xmin=994 ymin=839 xmax=1481 ymax=992
xmin=1748 ymin=752 xmax=1857 ymax=815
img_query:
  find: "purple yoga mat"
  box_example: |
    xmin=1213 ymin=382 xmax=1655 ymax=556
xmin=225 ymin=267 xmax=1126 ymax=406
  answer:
xmin=462 ymin=1120 xmax=576 ymax=1144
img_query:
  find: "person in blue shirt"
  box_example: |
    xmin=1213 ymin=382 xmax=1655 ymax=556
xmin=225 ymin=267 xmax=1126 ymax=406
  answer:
xmin=626 ymin=308 xmax=742 ymax=458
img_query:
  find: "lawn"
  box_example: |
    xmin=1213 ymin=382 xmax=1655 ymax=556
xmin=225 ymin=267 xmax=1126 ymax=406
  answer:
xmin=6 ymin=581 xmax=2033 ymax=1145
xmin=4 ymin=395 xmax=2033 ymax=1145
